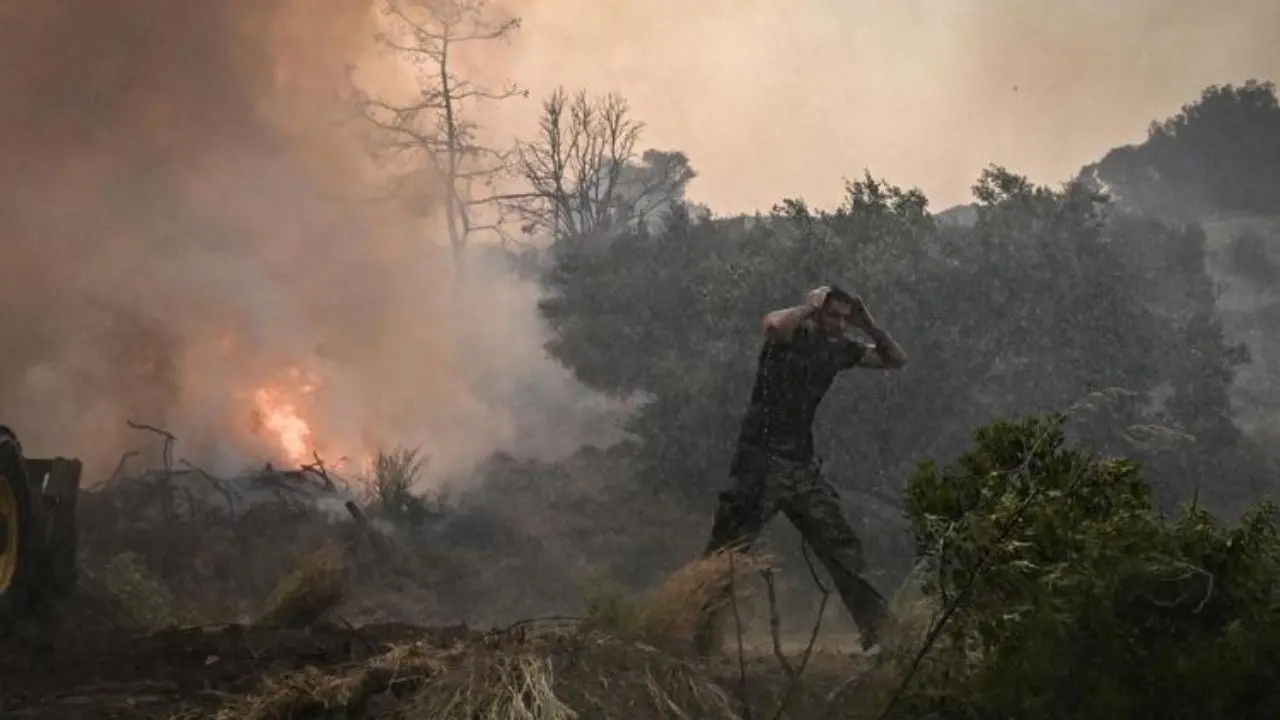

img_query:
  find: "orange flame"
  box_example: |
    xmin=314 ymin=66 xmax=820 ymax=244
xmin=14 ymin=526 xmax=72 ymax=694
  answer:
xmin=247 ymin=365 xmax=374 ymax=474
xmin=252 ymin=386 xmax=312 ymax=466
xmin=235 ymin=352 xmax=388 ymax=477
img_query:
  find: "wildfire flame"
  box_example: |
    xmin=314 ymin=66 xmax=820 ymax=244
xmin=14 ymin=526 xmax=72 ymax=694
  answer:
xmin=252 ymin=386 xmax=312 ymax=466
xmin=247 ymin=365 xmax=372 ymax=474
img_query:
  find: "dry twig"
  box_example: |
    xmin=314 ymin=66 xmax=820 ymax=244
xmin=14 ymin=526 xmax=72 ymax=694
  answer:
xmin=126 ymin=420 xmax=175 ymax=472
xmin=766 ymin=543 xmax=832 ymax=720
xmin=728 ymin=550 xmax=752 ymax=719
xmin=179 ymin=459 xmax=238 ymax=516
xmin=300 ymin=451 xmax=337 ymax=491
xmin=126 ymin=420 xmax=177 ymax=518
xmin=107 ymin=450 xmax=140 ymax=485
xmin=762 ymin=570 xmax=795 ymax=679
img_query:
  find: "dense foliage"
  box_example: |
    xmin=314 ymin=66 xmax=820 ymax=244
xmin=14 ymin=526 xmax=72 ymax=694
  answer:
xmin=1081 ymin=80 xmax=1280 ymax=219
xmin=902 ymin=414 xmax=1280 ymax=719
xmin=463 ymin=81 xmax=1280 ymax=618
xmin=361 ymin=74 xmax=1280 ymax=711
xmin=534 ymin=161 xmax=1264 ymax=578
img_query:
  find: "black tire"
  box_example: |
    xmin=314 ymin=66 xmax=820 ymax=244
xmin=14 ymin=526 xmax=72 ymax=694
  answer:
xmin=0 ymin=432 xmax=36 ymax=632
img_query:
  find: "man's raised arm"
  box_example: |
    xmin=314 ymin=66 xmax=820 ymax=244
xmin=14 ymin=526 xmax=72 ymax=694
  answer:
xmin=763 ymin=287 xmax=834 ymax=342
xmin=856 ymin=325 xmax=908 ymax=369
xmin=762 ymin=304 xmax=817 ymax=342
xmin=850 ymin=297 xmax=907 ymax=369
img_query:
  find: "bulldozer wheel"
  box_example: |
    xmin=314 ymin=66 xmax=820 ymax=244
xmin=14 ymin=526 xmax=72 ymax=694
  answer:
xmin=0 ymin=435 xmax=35 ymax=630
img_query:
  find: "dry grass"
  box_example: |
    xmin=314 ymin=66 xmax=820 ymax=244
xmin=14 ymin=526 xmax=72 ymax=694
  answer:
xmin=412 ymin=651 xmax=577 ymax=719
xmin=583 ymin=549 xmax=772 ymax=657
xmin=198 ymin=627 xmax=741 ymax=720
xmin=178 ymin=545 xmax=922 ymax=719
xmin=641 ymin=549 xmax=771 ymax=655
xmin=201 ymin=642 xmax=445 ymax=720
xmin=195 ymin=548 xmax=752 ymax=718
xmin=254 ymin=543 xmax=349 ymax=629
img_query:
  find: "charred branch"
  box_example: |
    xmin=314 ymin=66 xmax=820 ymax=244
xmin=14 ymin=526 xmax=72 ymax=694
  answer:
xmin=178 ymin=459 xmax=238 ymax=516
xmin=126 ymin=419 xmax=177 ymax=518
xmin=107 ymin=450 xmax=141 ymax=486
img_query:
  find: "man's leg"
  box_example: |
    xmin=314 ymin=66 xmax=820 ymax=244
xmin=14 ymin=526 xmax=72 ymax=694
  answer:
xmin=782 ymin=469 xmax=889 ymax=650
xmin=701 ymin=482 xmax=766 ymax=557
xmin=694 ymin=471 xmax=772 ymax=656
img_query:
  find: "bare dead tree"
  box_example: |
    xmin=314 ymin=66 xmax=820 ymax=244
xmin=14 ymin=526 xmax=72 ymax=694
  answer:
xmin=508 ymin=88 xmax=695 ymax=244
xmin=351 ymin=0 xmax=526 ymax=273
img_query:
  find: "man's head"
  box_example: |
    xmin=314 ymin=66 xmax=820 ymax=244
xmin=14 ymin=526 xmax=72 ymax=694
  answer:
xmin=817 ymin=285 xmax=857 ymax=337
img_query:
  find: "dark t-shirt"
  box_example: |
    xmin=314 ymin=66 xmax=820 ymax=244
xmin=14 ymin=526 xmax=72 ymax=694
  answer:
xmin=735 ymin=324 xmax=868 ymax=462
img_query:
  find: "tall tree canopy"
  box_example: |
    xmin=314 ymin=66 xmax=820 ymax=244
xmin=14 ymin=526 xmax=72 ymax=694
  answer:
xmin=1081 ymin=79 xmax=1280 ymax=219
xmin=538 ymin=165 xmax=1259 ymax=533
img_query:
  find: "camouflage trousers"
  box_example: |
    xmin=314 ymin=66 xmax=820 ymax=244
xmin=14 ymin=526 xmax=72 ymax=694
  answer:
xmin=695 ymin=443 xmax=888 ymax=653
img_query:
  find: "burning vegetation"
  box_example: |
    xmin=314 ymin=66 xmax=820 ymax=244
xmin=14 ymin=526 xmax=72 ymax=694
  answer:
xmin=247 ymin=366 xmax=371 ymax=473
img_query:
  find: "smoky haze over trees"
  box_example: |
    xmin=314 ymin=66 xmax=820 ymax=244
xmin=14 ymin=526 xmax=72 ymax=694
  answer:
xmin=482 ymin=79 xmax=1280 ymax=593
xmin=1081 ymin=80 xmax=1280 ymax=220
xmin=460 ymin=79 xmax=1280 ymax=716
xmin=351 ymin=0 xmax=526 ymax=273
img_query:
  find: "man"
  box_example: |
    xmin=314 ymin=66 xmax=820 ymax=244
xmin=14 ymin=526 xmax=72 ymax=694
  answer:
xmin=696 ymin=285 xmax=908 ymax=655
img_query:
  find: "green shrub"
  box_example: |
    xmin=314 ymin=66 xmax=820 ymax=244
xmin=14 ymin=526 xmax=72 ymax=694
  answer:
xmin=900 ymin=413 xmax=1280 ymax=720
xmin=370 ymin=446 xmax=436 ymax=526
xmin=582 ymin=579 xmax=641 ymax=637
xmin=93 ymin=551 xmax=179 ymax=630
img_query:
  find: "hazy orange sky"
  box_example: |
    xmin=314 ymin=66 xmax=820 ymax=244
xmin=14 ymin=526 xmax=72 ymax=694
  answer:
xmin=486 ymin=0 xmax=1280 ymax=213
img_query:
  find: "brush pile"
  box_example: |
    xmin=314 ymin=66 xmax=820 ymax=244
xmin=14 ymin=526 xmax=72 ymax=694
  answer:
xmin=0 ymin=435 xmax=908 ymax=719
xmin=74 ymin=461 xmax=376 ymax=625
xmin=1 ymin=545 xmax=904 ymax=719
xmin=72 ymin=441 xmax=592 ymax=629
xmin=190 ymin=626 xmax=741 ymax=720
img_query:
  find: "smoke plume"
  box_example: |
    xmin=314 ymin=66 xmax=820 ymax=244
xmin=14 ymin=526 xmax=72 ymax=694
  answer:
xmin=0 ymin=0 xmax=622 ymax=482
xmin=5 ymin=0 xmax=1275 ymax=481
xmin=492 ymin=0 xmax=1280 ymax=212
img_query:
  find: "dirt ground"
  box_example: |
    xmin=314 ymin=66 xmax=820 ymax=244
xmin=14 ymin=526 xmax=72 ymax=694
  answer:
xmin=0 ymin=616 xmax=460 ymax=718
xmin=0 ymin=597 xmax=885 ymax=720
xmin=0 ymin=472 xmax=897 ymax=719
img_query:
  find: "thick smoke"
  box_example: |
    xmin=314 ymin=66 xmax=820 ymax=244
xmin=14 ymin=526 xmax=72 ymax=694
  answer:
xmin=0 ymin=0 xmax=623 ymax=481
xmin=492 ymin=0 xmax=1280 ymax=212
xmin=6 ymin=0 xmax=1275 ymax=481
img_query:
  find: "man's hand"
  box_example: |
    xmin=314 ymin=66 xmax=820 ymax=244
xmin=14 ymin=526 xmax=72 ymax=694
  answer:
xmin=839 ymin=295 xmax=907 ymax=369
xmin=763 ymin=288 xmax=828 ymax=342
xmin=849 ymin=296 xmax=877 ymax=331
xmin=806 ymin=286 xmax=832 ymax=310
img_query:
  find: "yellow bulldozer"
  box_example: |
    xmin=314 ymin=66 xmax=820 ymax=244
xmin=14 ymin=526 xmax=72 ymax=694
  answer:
xmin=0 ymin=425 xmax=82 ymax=631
